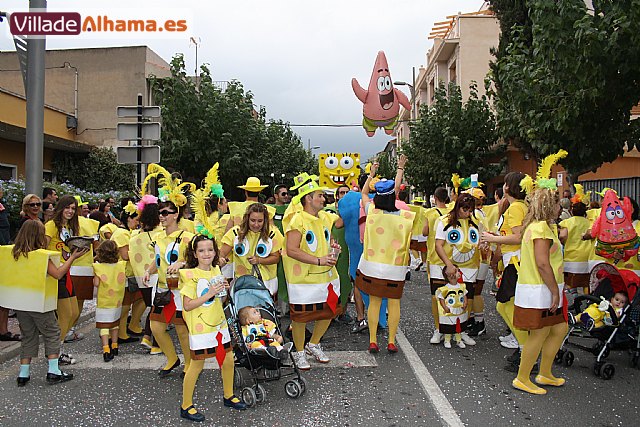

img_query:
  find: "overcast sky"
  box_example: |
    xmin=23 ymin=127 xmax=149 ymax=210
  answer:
xmin=1 ymin=0 xmax=481 ymax=160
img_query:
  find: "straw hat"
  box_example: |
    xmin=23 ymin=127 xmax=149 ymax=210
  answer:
xmin=237 ymin=177 xmax=267 ymax=192
xmin=74 ymin=195 xmax=88 ymax=207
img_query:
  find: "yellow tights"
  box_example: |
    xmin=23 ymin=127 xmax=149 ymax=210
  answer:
xmin=150 ymin=320 xmax=191 ymax=371
xmin=368 ymin=296 xmax=400 ymax=345
xmin=181 ymin=349 xmax=234 ymax=413
xmin=496 ymin=298 xmax=528 ymax=345
xmin=129 ymin=299 xmax=146 ymax=334
xmin=57 ymin=297 xmax=79 ymax=341
xmin=431 ymin=296 xmax=440 ymax=329
xmin=291 ymin=319 xmax=332 ymax=352
xmin=517 ymin=322 xmax=568 ymax=390
xmin=118 ymin=303 xmax=132 ymax=339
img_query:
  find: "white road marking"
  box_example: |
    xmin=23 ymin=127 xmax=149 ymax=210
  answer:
xmin=64 ymin=351 xmax=377 ymax=370
xmin=396 ymin=329 xmax=465 ymax=427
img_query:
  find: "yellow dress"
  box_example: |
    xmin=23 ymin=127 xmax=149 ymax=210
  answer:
xmin=221 ymin=226 xmax=283 ymax=294
xmin=0 ymin=246 xmax=59 ymax=312
xmin=514 ymin=221 xmax=565 ymax=329
xmin=559 ymin=216 xmax=591 ymax=274
xmin=110 ymin=228 xmax=134 ymax=277
xmin=93 ymin=261 xmax=127 ymax=327
xmin=128 ymin=227 xmax=161 ymax=288
xmin=356 ymin=205 xmax=415 ymax=299
xmin=283 ymin=210 xmax=340 ymax=321
xmin=153 ymin=229 xmax=194 ymax=311
xmin=435 ymin=282 xmax=469 ymax=334
xmin=408 ymin=204 xmax=427 ymax=251
xmin=433 ymin=215 xmax=484 ymax=283
xmin=425 ymin=206 xmax=449 ymax=281
xmin=228 ymin=201 xmax=276 ymax=228
xmin=498 ymin=200 xmax=527 ymax=266
xmin=179 ymin=266 xmax=229 ymax=358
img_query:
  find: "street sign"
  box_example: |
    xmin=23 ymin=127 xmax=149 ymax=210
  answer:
xmin=116 ymin=145 xmax=161 ymax=164
xmin=117 ymin=106 xmax=161 ymax=118
xmin=116 ymin=122 xmax=161 ymax=141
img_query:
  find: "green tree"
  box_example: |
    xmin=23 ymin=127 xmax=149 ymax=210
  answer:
xmin=489 ymin=0 xmax=640 ymax=185
xmin=403 ymin=83 xmax=504 ymax=195
xmin=149 ymin=54 xmax=315 ymax=200
xmin=52 ymin=147 xmax=135 ymax=192
xmin=376 ymin=151 xmax=397 ymax=180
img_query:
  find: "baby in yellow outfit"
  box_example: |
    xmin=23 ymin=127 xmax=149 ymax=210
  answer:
xmin=570 ymin=292 xmax=627 ymax=330
xmin=239 ymin=306 xmax=292 ymax=360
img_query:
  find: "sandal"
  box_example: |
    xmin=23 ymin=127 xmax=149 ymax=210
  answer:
xmin=0 ymin=332 xmax=21 ymax=341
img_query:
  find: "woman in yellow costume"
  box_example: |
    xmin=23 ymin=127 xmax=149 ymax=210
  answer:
xmin=179 ymin=189 xmax=246 ymax=422
xmin=220 ymin=203 xmax=283 ymax=296
xmin=143 ymin=164 xmax=196 ymax=377
xmin=356 ymin=161 xmax=415 ymax=354
xmin=558 ymin=185 xmax=592 ymax=297
xmin=93 ymin=240 xmax=127 ymax=362
xmin=511 ymin=151 xmax=568 ymax=395
xmin=433 ymin=192 xmax=481 ymax=347
xmin=44 ymin=195 xmax=91 ymax=365
xmin=283 ymin=173 xmax=343 ymax=370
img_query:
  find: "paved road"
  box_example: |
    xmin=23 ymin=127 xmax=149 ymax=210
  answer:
xmin=0 ymin=271 xmax=638 ymax=426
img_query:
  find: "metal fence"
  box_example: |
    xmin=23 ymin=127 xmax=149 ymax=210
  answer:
xmin=578 ymin=177 xmax=640 ymax=201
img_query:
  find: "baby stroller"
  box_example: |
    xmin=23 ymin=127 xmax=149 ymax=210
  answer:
xmin=224 ymin=274 xmax=307 ymax=407
xmin=556 ymin=263 xmax=640 ymax=380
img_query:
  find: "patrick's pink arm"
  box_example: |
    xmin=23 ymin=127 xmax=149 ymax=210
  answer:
xmin=351 ymin=78 xmax=367 ymax=103
xmin=395 ymin=88 xmax=412 ymax=110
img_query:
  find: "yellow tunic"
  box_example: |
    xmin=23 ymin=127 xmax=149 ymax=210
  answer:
xmin=153 ymin=229 xmax=194 ymax=310
xmin=94 ymin=261 xmax=127 ymax=324
xmin=45 ymin=217 xmax=99 ymax=277
xmin=434 ymin=215 xmax=484 ymax=282
xmin=515 ymin=221 xmax=564 ymax=309
xmin=179 ymin=267 xmax=229 ymax=350
xmin=128 ymin=227 xmax=161 ymax=288
xmin=44 ymin=219 xmax=72 ymax=264
xmin=498 ymin=200 xmax=527 ymax=266
xmin=425 ymin=206 xmax=449 ymax=279
xmin=110 ymin=227 xmax=134 ymax=277
xmin=408 ymin=204 xmax=427 ymax=242
xmin=559 ymin=216 xmax=591 ymax=274
xmin=482 ymin=203 xmax=501 ymax=233
xmin=357 ymin=205 xmax=415 ymax=282
xmin=0 ymin=246 xmax=59 ymax=312
xmin=586 ymin=208 xmax=602 ymax=227
xmin=228 ymin=201 xmax=276 ymax=227
xmin=283 ymin=210 xmax=340 ymax=305
xmin=178 ymin=218 xmax=196 ymax=233
xmin=221 ymin=226 xmax=283 ymax=294
xmin=435 ymin=282 xmax=469 ymax=333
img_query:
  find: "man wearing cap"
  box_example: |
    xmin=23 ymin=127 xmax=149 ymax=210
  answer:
xmin=74 ymin=195 xmax=90 ymax=218
xmin=227 ymin=177 xmax=276 ymax=232
xmin=283 ymin=173 xmax=344 ymax=370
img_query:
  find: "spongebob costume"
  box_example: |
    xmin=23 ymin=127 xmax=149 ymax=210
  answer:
xmin=318 ymin=153 xmax=361 ymax=189
xmin=435 ymin=281 xmax=469 ymax=337
xmin=93 ymin=261 xmax=127 ymax=329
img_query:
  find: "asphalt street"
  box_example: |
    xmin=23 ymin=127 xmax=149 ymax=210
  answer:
xmin=0 ymin=271 xmax=638 ymax=426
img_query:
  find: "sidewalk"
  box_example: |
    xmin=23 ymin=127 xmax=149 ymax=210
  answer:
xmin=0 ymin=301 xmax=96 ymax=364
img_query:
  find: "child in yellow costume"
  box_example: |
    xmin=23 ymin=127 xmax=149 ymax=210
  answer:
xmin=220 ymin=203 xmax=283 ymax=296
xmin=559 ymin=185 xmax=592 ymax=295
xmin=283 ymin=173 xmax=343 ymax=370
xmin=3 ymin=220 xmax=87 ymax=386
xmin=93 ymin=240 xmax=127 ymax=362
xmin=356 ymin=165 xmax=415 ymax=354
xmin=179 ymin=234 xmax=246 ymax=422
xmin=436 ymin=268 xmax=469 ymax=348
xmin=570 ymin=292 xmax=627 ymax=330
xmin=238 ymin=306 xmax=292 ymax=360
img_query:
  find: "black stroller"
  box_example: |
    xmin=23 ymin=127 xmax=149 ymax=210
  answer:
xmin=556 ymin=263 xmax=640 ymax=380
xmin=225 ymin=274 xmax=307 ymax=406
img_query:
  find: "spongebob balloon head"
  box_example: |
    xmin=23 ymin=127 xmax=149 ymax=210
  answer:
xmin=319 ymin=153 xmax=361 ymax=189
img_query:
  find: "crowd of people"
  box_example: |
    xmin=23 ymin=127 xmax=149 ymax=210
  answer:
xmin=1 ymin=150 xmax=640 ymax=421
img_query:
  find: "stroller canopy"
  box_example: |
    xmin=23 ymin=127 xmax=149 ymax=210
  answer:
xmin=592 ymin=263 xmax=638 ymax=302
xmin=230 ymin=275 xmax=275 ymax=312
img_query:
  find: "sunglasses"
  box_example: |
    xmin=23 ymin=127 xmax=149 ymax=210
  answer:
xmin=28 ymin=202 xmax=42 ymax=207
xmin=159 ymin=210 xmax=177 ymax=216
xmin=279 ymin=192 xmax=289 ymax=197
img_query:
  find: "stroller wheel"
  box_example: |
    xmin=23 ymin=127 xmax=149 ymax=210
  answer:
xmin=234 ymin=367 xmax=243 ymax=388
xmin=593 ymin=361 xmax=603 ymax=377
xmin=255 ymin=384 xmax=266 ymax=404
xmin=297 ymin=376 xmax=308 ymax=395
xmin=562 ymin=351 xmax=574 ymax=367
xmin=554 ymin=349 xmax=565 ymax=364
xmin=241 ymin=387 xmax=257 ymax=407
xmin=285 ymin=379 xmax=302 ymax=399
xmin=600 ymin=363 xmax=615 ymax=380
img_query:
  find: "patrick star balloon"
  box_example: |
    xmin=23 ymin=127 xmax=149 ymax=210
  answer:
xmin=352 ymin=51 xmax=411 ymax=137
xmin=590 ymin=189 xmax=639 ymax=262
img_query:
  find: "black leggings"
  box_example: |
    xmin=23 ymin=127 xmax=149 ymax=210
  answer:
xmin=140 ymin=288 xmax=154 ymax=339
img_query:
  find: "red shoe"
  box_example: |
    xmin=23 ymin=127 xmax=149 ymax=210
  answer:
xmin=387 ymin=343 xmax=398 ymax=353
xmin=368 ymin=343 xmax=379 ymax=353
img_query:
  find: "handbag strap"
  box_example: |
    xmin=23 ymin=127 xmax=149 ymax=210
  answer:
xmin=252 ymin=263 xmax=263 ymax=282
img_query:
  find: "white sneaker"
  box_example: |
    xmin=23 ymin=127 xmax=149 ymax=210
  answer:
xmin=292 ymin=351 xmax=310 ymax=370
xmin=499 ymin=332 xmax=515 ymax=342
xmin=456 ymin=340 xmax=466 ymax=349
xmin=500 ymin=336 xmax=519 ymax=349
xmin=305 ymin=342 xmax=329 ymax=363
xmin=430 ymin=330 xmax=443 ymax=344
xmin=460 ymin=332 xmax=476 ymax=346
xmin=444 ymin=340 xmax=452 ymax=349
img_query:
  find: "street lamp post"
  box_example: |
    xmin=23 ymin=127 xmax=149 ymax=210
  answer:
xmin=393 ymin=80 xmax=415 ymax=120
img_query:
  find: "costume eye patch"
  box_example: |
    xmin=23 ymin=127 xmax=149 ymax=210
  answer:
xmin=165 ymin=242 xmax=180 ymax=265
xmin=155 ymin=245 xmax=161 ymax=268
xmin=446 ymin=229 xmax=462 ymax=245
xmin=306 ymin=230 xmax=318 ymax=252
xmin=324 ymin=227 xmax=330 ymax=242
xmin=234 ymin=237 xmax=250 ymax=257
xmin=468 ymin=227 xmax=479 ymax=244
xmin=255 ymin=238 xmax=272 ymax=258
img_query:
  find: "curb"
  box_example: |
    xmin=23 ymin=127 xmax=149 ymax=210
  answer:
xmin=0 ymin=310 xmax=95 ymax=365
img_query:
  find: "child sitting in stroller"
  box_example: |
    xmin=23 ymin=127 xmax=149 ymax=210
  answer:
xmin=239 ymin=306 xmax=293 ymax=360
xmin=570 ymin=291 xmax=628 ymax=331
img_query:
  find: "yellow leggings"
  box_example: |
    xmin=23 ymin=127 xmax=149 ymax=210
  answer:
xmin=57 ymin=297 xmax=79 ymax=341
xmin=150 ymin=320 xmax=191 ymax=372
xmin=181 ymin=349 xmax=234 ymax=411
xmin=368 ymin=296 xmax=400 ymax=345
xmin=291 ymin=319 xmax=332 ymax=352
xmin=431 ymin=296 xmax=440 ymax=329
xmin=496 ymin=298 xmax=528 ymax=345
xmin=129 ymin=299 xmax=147 ymax=333
xmin=517 ymin=322 xmax=568 ymax=388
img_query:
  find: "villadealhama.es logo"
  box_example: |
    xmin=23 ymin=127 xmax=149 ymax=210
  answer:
xmin=7 ymin=10 xmax=189 ymax=38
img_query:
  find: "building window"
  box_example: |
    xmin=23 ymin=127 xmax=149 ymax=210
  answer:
xmin=43 ymin=170 xmax=53 ymax=182
xmin=0 ymin=163 xmax=17 ymax=181
xmin=449 ymin=62 xmax=457 ymax=85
